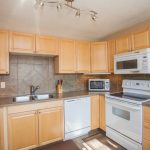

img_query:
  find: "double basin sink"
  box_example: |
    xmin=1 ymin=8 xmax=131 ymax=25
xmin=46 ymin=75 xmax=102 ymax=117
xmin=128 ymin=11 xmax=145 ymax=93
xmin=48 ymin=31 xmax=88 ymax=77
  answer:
xmin=13 ymin=94 xmax=55 ymax=103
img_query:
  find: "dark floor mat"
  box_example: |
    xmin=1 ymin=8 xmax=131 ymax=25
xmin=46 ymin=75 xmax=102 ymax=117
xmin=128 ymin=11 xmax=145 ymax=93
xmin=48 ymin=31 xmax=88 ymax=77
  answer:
xmin=83 ymin=133 xmax=126 ymax=150
xmin=32 ymin=140 xmax=80 ymax=150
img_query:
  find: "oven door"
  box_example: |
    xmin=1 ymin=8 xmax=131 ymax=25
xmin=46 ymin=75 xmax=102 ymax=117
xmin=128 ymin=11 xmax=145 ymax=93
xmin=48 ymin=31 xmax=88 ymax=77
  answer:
xmin=106 ymin=97 xmax=142 ymax=143
xmin=114 ymin=55 xmax=142 ymax=74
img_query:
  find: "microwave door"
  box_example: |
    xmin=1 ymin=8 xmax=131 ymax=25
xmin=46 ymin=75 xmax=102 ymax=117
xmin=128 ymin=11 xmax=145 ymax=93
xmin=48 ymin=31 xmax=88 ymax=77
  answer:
xmin=114 ymin=56 xmax=141 ymax=74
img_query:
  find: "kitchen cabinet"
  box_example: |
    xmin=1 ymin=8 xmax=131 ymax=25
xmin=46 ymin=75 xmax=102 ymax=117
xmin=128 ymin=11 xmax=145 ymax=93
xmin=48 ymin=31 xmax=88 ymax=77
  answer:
xmin=36 ymin=35 xmax=59 ymax=55
xmin=0 ymin=109 xmax=4 ymax=150
xmin=55 ymin=39 xmax=76 ymax=73
xmin=7 ymin=101 xmax=64 ymax=150
xmin=38 ymin=107 xmax=64 ymax=145
xmin=9 ymin=31 xmax=35 ymax=54
xmin=99 ymin=95 xmax=106 ymax=131
xmin=91 ymin=95 xmax=100 ymax=130
xmin=91 ymin=42 xmax=109 ymax=73
xmin=116 ymin=35 xmax=132 ymax=54
xmin=76 ymin=41 xmax=91 ymax=73
xmin=0 ymin=30 xmax=9 ymax=74
xmin=107 ymin=40 xmax=116 ymax=73
xmin=132 ymin=29 xmax=150 ymax=50
xmin=143 ymin=105 xmax=150 ymax=150
xmin=8 ymin=111 xmax=38 ymax=150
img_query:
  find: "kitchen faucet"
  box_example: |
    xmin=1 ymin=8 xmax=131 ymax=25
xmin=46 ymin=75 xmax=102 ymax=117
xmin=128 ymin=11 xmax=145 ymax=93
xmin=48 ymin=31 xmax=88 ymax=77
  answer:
xmin=30 ymin=85 xmax=40 ymax=95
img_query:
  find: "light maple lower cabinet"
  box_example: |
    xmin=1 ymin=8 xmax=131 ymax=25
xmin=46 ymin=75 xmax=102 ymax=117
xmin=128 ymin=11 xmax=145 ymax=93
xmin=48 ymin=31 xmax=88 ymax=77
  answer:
xmin=55 ymin=39 xmax=76 ymax=73
xmin=38 ymin=107 xmax=64 ymax=145
xmin=143 ymin=105 xmax=150 ymax=150
xmin=9 ymin=31 xmax=35 ymax=54
xmin=0 ymin=109 xmax=4 ymax=150
xmin=76 ymin=41 xmax=91 ymax=73
xmin=116 ymin=35 xmax=132 ymax=54
xmin=91 ymin=42 xmax=109 ymax=73
xmin=91 ymin=95 xmax=100 ymax=130
xmin=132 ymin=29 xmax=150 ymax=50
xmin=8 ymin=111 xmax=38 ymax=150
xmin=36 ymin=35 xmax=59 ymax=55
xmin=0 ymin=30 xmax=9 ymax=74
xmin=99 ymin=95 xmax=106 ymax=131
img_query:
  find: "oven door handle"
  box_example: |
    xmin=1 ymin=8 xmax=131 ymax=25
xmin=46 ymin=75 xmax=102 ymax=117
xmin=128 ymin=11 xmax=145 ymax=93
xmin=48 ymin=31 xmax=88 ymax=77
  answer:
xmin=106 ymin=99 xmax=141 ymax=111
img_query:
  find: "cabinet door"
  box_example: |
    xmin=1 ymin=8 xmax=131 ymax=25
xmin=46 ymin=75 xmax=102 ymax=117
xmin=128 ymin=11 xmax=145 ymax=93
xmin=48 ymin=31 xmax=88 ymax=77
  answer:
xmin=55 ymin=39 xmax=76 ymax=73
xmin=38 ymin=107 xmax=64 ymax=145
xmin=132 ymin=29 xmax=150 ymax=50
xmin=99 ymin=95 xmax=105 ymax=131
xmin=10 ymin=32 xmax=35 ymax=54
xmin=0 ymin=30 xmax=9 ymax=74
xmin=116 ymin=36 xmax=132 ymax=54
xmin=91 ymin=95 xmax=100 ymax=130
xmin=0 ymin=109 xmax=4 ymax=150
xmin=8 ymin=111 xmax=38 ymax=150
xmin=36 ymin=35 xmax=59 ymax=55
xmin=107 ymin=40 xmax=116 ymax=73
xmin=91 ymin=42 xmax=108 ymax=73
xmin=76 ymin=41 xmax=91 ymax=73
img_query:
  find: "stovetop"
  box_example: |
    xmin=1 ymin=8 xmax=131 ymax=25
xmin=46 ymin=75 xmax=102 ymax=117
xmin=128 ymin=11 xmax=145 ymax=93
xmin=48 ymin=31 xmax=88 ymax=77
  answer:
xmin=109 ymin=92 xmax=150 ymax=104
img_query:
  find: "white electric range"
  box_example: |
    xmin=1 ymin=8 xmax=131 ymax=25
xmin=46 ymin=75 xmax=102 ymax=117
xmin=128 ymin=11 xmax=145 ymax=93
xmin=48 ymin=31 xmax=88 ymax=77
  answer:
xmin=106 ymin=80 xmax=150 ymax=150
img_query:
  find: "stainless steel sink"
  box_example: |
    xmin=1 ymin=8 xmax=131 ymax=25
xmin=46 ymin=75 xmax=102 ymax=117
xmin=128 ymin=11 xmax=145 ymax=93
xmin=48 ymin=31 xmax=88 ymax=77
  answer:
xmin=13 ymin=95 xmax=34 ymax=102
xmin=13 ymin=94 xmax=54 ymax=102
xmin=35 ymin=94 xmax=54 ymax=100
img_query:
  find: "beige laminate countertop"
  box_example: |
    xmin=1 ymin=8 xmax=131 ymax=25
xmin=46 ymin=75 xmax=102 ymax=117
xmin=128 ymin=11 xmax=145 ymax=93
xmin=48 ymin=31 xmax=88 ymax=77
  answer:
xmin=143 ymin=101 xmax=150 ymax=107
xmin=0 ymin=90 xmax=109 ymax=107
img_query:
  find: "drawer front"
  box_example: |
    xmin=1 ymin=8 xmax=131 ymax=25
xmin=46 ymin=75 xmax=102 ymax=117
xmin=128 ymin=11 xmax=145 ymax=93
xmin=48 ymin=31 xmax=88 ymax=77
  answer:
xmin=144 ymin=106 xmax=150 ymax=115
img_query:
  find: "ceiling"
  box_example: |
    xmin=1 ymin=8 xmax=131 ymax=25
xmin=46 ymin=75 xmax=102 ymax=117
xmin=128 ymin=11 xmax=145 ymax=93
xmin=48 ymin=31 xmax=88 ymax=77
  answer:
xmin=0 ymin=0 xmax=150 ymax=40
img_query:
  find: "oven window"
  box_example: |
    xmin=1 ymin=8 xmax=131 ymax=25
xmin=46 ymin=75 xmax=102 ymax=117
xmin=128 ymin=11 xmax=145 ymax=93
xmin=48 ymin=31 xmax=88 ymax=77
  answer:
xmin=90 ymin=81 xmax=104 ymax=89
xmin=112 ymin=107 xmax=130 ymax=120
xmin=117 ymin=59 xmax=137 ymax=70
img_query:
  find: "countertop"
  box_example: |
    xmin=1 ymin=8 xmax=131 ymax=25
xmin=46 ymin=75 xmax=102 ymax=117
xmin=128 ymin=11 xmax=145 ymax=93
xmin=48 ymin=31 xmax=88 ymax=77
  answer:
xmin=0 ymin=90 xmax=109 ymax=107
xmin=143 ymin=101 xmax=150 ymax=107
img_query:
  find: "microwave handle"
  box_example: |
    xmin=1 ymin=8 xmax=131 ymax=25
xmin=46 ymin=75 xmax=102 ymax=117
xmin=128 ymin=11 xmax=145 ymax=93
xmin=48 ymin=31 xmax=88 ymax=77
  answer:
xmin=131 ymin=70 xmax=140 ymax=72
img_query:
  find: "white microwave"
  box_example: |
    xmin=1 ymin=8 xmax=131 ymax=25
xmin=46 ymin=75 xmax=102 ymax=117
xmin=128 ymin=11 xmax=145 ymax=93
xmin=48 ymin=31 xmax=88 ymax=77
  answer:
xmin=88 ymin=79 xmax=110 ymax=91
xmin=114 ymin=48 xmax=150 ymax=74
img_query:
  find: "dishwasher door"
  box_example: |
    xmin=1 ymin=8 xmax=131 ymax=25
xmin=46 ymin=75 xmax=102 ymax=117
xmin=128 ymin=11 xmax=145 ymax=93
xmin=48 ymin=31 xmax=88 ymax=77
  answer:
xmin=64 ymin=97 xmax=91 ymax=140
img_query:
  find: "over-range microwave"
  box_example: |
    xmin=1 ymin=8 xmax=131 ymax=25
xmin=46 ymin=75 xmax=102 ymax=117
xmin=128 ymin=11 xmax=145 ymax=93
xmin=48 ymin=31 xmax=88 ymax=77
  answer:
xmin=114 ymin=48 xmax=150 ymax=74
xmin=88 ymin=79 xmax=110 ymax=91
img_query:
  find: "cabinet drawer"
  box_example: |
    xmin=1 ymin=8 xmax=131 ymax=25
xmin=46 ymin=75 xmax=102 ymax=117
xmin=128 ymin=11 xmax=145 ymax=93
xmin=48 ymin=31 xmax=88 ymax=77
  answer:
xmin=143 ymin=139 xmax=150 ymax=150
xmin=144 ymin=106 xmax=150 ymax=115
xmin=8 ymin=100 xmax=63 ymax=114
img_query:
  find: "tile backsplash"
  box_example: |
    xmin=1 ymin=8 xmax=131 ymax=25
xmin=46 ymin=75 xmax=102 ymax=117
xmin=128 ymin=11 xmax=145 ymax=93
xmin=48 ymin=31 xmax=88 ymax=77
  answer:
xmin=0 ymin=55 xmax=122 ymax=97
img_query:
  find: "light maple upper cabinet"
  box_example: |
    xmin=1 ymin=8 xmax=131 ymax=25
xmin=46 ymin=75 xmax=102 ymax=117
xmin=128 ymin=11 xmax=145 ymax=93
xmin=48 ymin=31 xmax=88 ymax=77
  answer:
xmin=143 ymin=105 xmax=150 ymax=150
xmin=9 ymin=31 xmax=35 ymax=54
xmin=36 ymin=35 xmax=59 ymax=55
xmin=0 ymin=109 xmax=4 ymax=150
xmin=8 ymin=111 xmax=38 ymax=150
xmin=99 ymin=95 xmax=106 ymax=131
xmin=38 ymin=107 xmax=64 ymax=145
xmin=107 ymin=40 xmax=116 ymax=73
xmin=132 ymin=29 xmax=150 ymax=50
xmin=91 ymin=42 xmax=109 ymax=73
xmin=116 ymin=35 xmax=132 ymax=54
xmin=0 ymin=30 xmax=9 ymax=74
xmin=91 ymin=95 xmax=100 ymax=130
xmin=55 ymin=39 xmax=76 ymax=73
xmin=76 ymin=41 xmax=91 ymax=73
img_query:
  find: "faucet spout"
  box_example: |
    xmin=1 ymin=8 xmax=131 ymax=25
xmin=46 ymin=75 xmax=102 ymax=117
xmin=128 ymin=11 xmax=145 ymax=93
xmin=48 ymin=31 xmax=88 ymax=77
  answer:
xmin=30 ymin=85 xmax=40 ymax=95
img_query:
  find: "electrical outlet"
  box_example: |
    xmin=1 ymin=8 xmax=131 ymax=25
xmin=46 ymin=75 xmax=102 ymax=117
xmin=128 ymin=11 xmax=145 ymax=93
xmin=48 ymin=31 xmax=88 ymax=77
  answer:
xmin=1 ymin=82 xmax=5 ymax=89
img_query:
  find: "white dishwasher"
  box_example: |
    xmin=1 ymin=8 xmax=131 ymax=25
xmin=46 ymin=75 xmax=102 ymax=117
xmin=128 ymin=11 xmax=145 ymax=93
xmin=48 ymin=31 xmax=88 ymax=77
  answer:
xmin=64 ymin=97 xmax=91 ymax=140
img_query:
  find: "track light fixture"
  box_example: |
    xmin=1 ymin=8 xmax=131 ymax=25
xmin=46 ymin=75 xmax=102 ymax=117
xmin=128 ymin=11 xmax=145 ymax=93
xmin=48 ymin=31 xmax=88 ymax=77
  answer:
xmin=35 ymin=0 xmax=98 ymax=21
